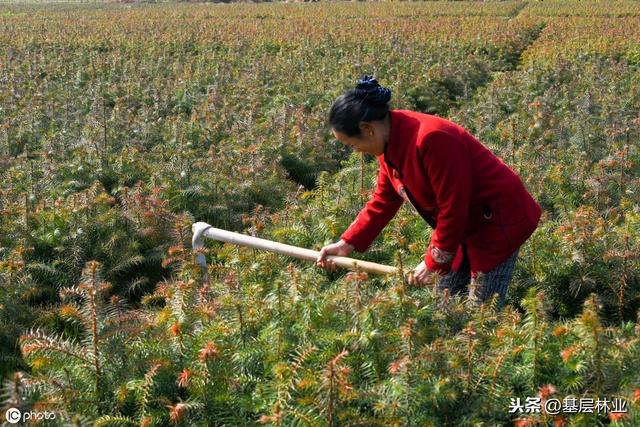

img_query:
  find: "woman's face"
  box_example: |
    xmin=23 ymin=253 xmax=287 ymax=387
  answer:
xmin=332 ymin=125 xmax=384 ymax=156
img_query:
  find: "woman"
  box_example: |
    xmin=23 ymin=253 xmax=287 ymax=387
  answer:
xmin=315 ymin=76 xmax=541 ymax=309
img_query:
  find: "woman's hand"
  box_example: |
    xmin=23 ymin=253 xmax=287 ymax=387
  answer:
xmin=407 ymin=260 xmax=438 ymax=287
xmin=315 ymin=240 xmax=355 ymax=271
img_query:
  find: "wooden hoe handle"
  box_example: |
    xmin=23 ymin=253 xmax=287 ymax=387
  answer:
xmin=192 ymin=222 xmax=398 ymax=275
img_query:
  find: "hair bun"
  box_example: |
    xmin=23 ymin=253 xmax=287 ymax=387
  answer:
xmin=355 ymin=75 xmax=392 ymax=105
xmin=355 ymin=75 xmax=380 ymax=91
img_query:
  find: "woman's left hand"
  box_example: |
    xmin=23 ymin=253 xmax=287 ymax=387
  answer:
xmin=407 ymin=260 xmax=437 ymax=287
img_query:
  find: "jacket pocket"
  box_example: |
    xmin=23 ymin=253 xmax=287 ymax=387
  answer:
xmin=494 ymin=200 xmax=528 ymax=227
xmin=495 ymin=202 xmax=531 ymax=248
xmin=468 ymin=203 xmax=512 ymax=250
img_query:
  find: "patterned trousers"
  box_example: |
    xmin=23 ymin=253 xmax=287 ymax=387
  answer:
xmin=436 ymin=244 xmax=520 ymax=310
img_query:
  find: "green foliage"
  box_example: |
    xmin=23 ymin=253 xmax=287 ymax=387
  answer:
xmin=0 ymin=1 xmax=639 ymax=425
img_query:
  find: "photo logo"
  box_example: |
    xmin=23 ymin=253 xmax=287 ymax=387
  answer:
xmin=5 ymin=407 xmax=21 ymax=424
xmin=4 ymin=407 xmax=56 ymax=424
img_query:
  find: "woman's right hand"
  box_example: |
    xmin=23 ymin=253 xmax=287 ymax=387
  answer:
xmin=315 ymin=239 xmax=355 ymax=271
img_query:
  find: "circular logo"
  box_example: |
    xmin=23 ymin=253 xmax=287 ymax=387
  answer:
xmin=5 ymin=407 xmax=21 ymax=424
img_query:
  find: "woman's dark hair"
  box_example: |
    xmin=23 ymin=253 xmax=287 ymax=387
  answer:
xmin=329 ymin=75 xmax=392 ymax=137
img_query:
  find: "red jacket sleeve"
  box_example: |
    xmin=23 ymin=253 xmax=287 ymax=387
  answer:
xmin=340 ymin=160 xmax=404 ymax=252
xmin=421 ymin=131 xmax=472 ymax=274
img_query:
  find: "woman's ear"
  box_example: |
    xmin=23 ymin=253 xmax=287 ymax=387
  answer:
xmin=359 ymin=122 xmax=374 ymax=137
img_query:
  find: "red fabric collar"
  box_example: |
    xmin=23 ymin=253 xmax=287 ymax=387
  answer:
xmin=381 ymin=110 xmax=421 ymax=175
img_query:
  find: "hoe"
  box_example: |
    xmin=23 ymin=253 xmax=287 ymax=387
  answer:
xmin=192 ymin=221 xmax=398 ymax=280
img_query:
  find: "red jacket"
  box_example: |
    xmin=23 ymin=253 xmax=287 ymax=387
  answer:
xmin=340 ymin=109 xmax=541 ymax=274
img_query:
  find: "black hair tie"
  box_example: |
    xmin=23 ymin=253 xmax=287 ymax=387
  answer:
xmin=355 ymin=75 xmax=391 ymax=105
